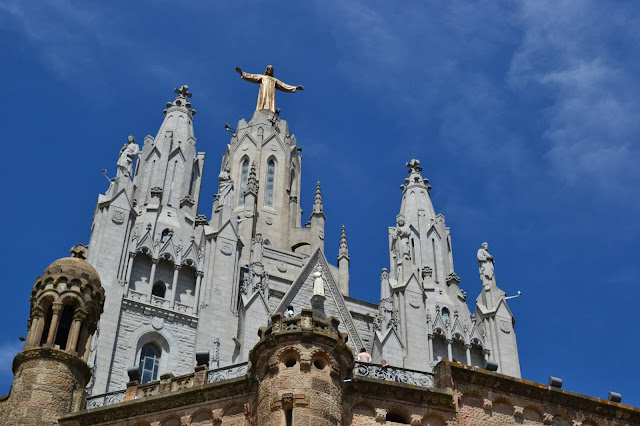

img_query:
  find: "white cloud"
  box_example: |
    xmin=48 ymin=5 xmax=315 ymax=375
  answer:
xmin=508 ymin=0 xmax=640 ymax=190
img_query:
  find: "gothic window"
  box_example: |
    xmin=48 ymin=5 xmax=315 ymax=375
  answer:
xmin=161 ymin=229 xmax=170 ymax=243
xmin=168 ymin=160 xmax=178 ymax=206
xmin=152 ymin=281 xmax=166 ymax=298
xmin=139 ymin=343 xmax=160 ymax=384
xmin=441 ymin=307 xmax=450 ymax=324
xmin=239 ymin=159 xmax=249 ymax=205
xmin=265 ymin=159 xmax=275 ymax=207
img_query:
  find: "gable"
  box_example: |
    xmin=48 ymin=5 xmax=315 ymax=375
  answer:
xmin=276 ymin=248 xmax=364 ymax=350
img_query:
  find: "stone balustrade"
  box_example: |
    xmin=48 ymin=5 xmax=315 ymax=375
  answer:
xmin=354 ymin=361 xmax=435 ymax=388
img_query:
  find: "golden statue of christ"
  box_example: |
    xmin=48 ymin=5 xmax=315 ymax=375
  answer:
xmin=235 ymin=65 xmax=304 ymax=113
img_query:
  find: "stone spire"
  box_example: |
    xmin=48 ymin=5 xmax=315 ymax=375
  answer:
xmin=245 ymin=161 xmax=258 ymax=196
xmin=313 ymin=181 xmax=323 ymax=214
xmin=337 ymin=225 xmax=350 ymax=297
xmin=397 ymin=158 xmax=436 ymax=224
xmin=338 ymin=225 xmax=349 ymax=259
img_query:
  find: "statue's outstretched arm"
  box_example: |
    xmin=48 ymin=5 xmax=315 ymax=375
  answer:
xmin=275 ymin=78 xmax=303 ymax=93
xmin=236 ymin=67 xmax=262 ymax=83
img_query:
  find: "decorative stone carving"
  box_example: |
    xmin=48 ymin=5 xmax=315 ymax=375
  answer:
xmin=513 ymin=406 xmax=524 ymax=418
xmin=477 ymin=242 xmax=495 ymax=288
xmin=312 ymin=269 xmax=325 ymax=297
xmin=483 ymin=398 xmax=493 ymax=410
xmin=277 ymin=262 xmax=287 ymax=272
xmin=216 ymin=164 xmax=234 ymax=208
xmin=500 ymin=320 xmax=511 ymax=334
xmin=220 ymin=243 xmax=232 ymax=255
xmin=111 ymin=209 xmax=125 ymax=224
xmin=116 ymin=136 xmax=140 ymax=178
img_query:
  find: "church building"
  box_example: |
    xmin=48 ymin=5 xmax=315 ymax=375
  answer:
xmin=0 ymin=67 xmax=637 ymax=425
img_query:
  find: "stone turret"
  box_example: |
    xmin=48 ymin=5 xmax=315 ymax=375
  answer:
xmin=1 ymin=244 xmax=105 ymax=425
xmin=248 ymin=310 xmax=354 ymax=426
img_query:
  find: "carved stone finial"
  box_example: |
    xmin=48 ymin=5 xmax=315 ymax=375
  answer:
xmin=338 ymin=225 xmax=349 ymax=258
xmin=165 ymin=85 xmax=196 ymax=115
xmin=245 ymin=161 xmax=258 ymax=195
xmin=70 ymin=243 xmax=88 ymax=260
xmin=406 ymin=158 xmax=423 ymax=174
xmin=313 ymin=181 xmax=323 ymax=214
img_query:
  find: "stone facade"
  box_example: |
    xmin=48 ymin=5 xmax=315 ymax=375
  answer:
xmin=55 ymin=312 xmax=639 ymax=426
xmin=83 ymin=86 xmax=520 ymax=399
xmin=3 ymin=83 xmax=638 ymax=425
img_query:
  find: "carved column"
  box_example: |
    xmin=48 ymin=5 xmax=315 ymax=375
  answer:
xmin=82 ymin=326 xmax=95 ymax=363
xmin=465 ymin=344 xmax=472 ymax=366
xmin=171 ymin=265 xmax=181 ymax=308
xmin=125 ymin=252 xmax=136 ymax=290
xmin=147 ymin=258 xmax=159 ymax=302
xmin=26 ymin=307 xmax=44 ymax=348
xmin=67 ymin=309 xmax=87 ymax=353
xmin=446 ymin=339 xmax=453 ymax=361
xmin=45 ymin=302 xmax=64 ymax=347
xmin=193 ymin=271 xmax=203 ymax=314
xmin=427 ymin=334 xmax=434 ymax=363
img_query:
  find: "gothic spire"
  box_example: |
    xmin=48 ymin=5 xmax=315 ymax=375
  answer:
xmin=398 ymin=158 xmax=436 ymax=223
xmin=246 ymin=161 xmax=258 ymax=195
xmin=313 ymin=181 xmax=323 ymax=214
xmin=338 ymin=225 xmax=349 ymax=259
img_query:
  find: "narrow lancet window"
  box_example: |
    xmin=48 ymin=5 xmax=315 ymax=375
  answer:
xmin=168 ymin=160 xmax=178 ymax=206
xmin=265 ymin=159 xmax=275 ymax=207
xmin=239 ymin=159 xmax=249 ymax=205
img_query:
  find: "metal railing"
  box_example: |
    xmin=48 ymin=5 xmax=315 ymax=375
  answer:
xmin=353 ymin=361 xmax=434 ymax=388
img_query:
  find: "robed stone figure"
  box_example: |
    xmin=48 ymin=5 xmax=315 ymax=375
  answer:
xmin=477 ymin=242 xmax=495 ymax=288
xmin=236 ymin=65 xmax=304 ymax=113
xmin=117 ymin=136 xmax=140 ymax=178
xmin=217 ymin=165 xmax=234 ymax=208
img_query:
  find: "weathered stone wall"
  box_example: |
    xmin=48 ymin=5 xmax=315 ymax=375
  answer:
xmin=1 ymin=349 xmax=90 ymax=426
xmin=108 ymin=306 xmax=197 ymax=389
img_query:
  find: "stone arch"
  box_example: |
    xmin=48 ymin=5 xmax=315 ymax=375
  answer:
xmin=126 ymin=326 xmax=176 ymax=384
xmin=552 ymin=414 xmax=571 ymax=426
xmin=351 ymin=402 xmax=375 ymax=417
xmin=492 ymin=397 xmax=513 ymax=417
xmin=523 ymin=405 xmax=542 ymax=422
xmin=423 ymin=413 xmax=446 ymax=426
xmin=310 ymin=348 xmax=333 ymax=372
xmin=460 ymin=391 xmax=483 ymax=408
xmin=159 ymin=415 xmax=181 ymax=426
xmin=386 ymin=407 xmax=410 ymax=424
xmin=190 ymin=408 xmax=214 ymax=426
xmin=275 ymin=346 xmax=301 ymax=370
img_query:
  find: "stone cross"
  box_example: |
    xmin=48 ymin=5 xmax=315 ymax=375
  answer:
xmin=174 ymin=85 xmax=192 ymax=99
xmin=406 ymin=158 xmax=422 ymax=174
xmin=70 ymin=244 xmax=88 ymax=260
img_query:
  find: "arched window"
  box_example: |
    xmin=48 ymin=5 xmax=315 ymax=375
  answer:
xmin=441 ymin=307 xmax=450 ymax=324
xmin=161 ymin=228 xmax=170 ymax=243
xmin=239 ymin=159 xmax=249 ymax=205
xmin=139 ymin=343 xmax=161 ymax=383
xmin=265 ymin=159 xmax=275 ymax=207
xmin=54 ymin=305 xmax=74 ymax=350
xmin=152 ymin=281 xmax=166 ymax=298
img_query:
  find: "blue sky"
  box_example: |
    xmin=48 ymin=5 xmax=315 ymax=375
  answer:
xmin=1 ymin=0 xmax=639 ymax=407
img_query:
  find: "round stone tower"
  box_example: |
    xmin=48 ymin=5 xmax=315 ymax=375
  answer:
xmin=248 ymin=309 xmax=354 ymax=426
xmin=1 ymin=244 xmax=104 ymax=425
